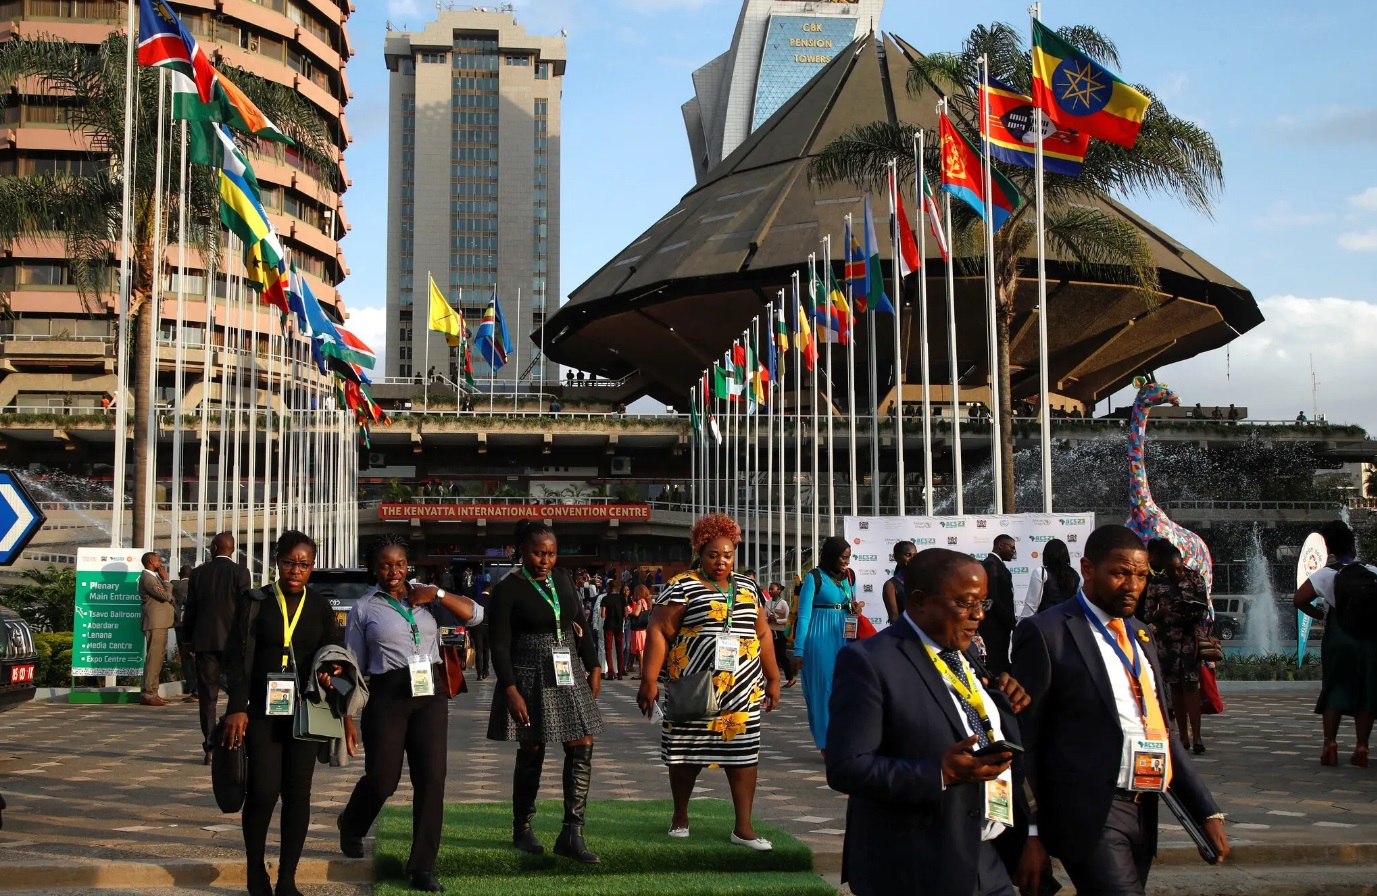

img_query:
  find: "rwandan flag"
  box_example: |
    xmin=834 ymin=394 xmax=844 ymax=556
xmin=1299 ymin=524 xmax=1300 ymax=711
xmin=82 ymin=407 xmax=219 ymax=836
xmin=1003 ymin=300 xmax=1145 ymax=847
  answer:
xmin=981 ymin=76 xmax=1090 ymax=176
xmin=1031 ymin=19 xmax=1150 ymax=149
xmin=474 ymin=294 xmax=512 ymax=371
xmin=940 ymin=113 xmax=1023 ymax=233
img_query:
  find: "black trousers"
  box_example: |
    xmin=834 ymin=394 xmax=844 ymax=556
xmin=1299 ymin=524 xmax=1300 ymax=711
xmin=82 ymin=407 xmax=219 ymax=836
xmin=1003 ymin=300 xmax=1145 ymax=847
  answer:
xmin=469 ymin=625 xmax=489 ymax=679
xmin=196 ymin=651 xmax=224 ymax=745
xmin=175 ymin=627 xmax=197 ymax=696
xmin=1060 ymin=798 xmax=1153 ymax=896
xmin=339 ymin=668 xmax=449 ymax=873
xmin=974 ymin=840 xmax=1016 ymax=896
xmin=243 ymin=716 xmax=319 ymax=880
xmin=771 ymin=630 xmax=795 ymax=680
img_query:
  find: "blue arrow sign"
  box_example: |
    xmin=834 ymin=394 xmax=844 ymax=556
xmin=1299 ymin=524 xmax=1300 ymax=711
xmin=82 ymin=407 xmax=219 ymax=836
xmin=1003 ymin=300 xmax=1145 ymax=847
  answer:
xmin=0 ymin=471 xmax=46 ymax=566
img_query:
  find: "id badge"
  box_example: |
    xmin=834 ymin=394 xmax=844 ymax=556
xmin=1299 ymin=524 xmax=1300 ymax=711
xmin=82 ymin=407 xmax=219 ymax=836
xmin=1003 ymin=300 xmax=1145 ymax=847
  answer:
xmin=266 ymin=674 xmax=296 ymax=716
xmin=551 ymin=648 xmax=575 ymax=687
xmin=1130 ymin=737 xmax=1169 ymax=792
xmin=843 ymin=614 xmax=860 ymax=639
xmin=409 ymin=654 xmax=435 ymax=697
xmin=984 ymin=768 xmax=1014 ymax=826
xmin=714 ymin=634 xmax=740 ymax=672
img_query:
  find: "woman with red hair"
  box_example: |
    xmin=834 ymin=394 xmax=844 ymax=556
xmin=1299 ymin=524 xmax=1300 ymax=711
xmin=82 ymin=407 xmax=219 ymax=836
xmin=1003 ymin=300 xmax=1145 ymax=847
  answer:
xmin=637 ymin=514 xmax=781 ymax=850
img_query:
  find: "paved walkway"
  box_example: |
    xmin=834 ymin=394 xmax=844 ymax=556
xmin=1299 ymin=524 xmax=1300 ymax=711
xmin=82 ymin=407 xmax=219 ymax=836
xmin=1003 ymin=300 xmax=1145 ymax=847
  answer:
xmin=0 ymin=680 xmax=1374 ymax=892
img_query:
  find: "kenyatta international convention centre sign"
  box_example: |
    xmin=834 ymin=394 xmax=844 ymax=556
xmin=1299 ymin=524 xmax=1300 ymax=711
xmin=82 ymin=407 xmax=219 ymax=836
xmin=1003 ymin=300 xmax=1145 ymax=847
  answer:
xmin=379 ymin=503 xmax=653 ymax=522
xmin=71 ymin=548 xmax=146 ymax=676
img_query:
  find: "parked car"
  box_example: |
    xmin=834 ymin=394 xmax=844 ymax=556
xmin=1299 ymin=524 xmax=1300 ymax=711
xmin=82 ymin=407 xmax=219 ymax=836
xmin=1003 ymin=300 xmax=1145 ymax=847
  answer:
xmin=0 ymin=604 xmax=38 ymax=711
xmin=309 ymin=568 xmax=375 ymax=629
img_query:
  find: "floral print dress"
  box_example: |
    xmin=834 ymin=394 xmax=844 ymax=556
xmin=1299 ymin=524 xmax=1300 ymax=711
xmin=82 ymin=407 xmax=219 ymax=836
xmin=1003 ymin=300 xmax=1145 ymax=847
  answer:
xmin=1138 ymin=568 xmax=1211 ymax=686
xmin=656 ymin=571 xmax=766 ymax=767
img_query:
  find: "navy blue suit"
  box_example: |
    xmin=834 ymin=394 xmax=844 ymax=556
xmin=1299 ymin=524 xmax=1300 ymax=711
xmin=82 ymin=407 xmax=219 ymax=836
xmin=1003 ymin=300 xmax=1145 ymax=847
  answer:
xmin=1012 ymin=598 xmax=1219 ymax=888
xmin=826 ymin=622 xmax=1021 ymax=896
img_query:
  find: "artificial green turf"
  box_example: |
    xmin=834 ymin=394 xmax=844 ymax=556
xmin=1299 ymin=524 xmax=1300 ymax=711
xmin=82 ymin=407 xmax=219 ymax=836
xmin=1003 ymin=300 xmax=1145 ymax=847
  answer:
xmin=373 ymin=799 xmax=833 ymax=895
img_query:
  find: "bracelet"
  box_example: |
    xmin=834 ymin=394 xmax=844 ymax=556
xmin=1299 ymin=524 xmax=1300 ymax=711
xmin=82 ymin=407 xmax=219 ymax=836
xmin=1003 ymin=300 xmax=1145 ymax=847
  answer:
xmin=1205 ymin=813 xmax=1226 ymax=821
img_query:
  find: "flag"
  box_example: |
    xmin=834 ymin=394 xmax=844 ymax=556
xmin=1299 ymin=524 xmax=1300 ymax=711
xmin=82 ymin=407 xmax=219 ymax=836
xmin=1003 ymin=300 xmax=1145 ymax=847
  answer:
xmin=823 ymin=267 xmax=851 ymax=344
xmin=980 ymin=76 xmax=1090 ymax=176
xmin=771 ymin=306 xmax=787 ymax=382
xmin=889 ymin=168 xmax=921 ymax=280
xmin=474 ymin=294 xmax=512 ymax=370
xmin=191 ymin=121 xmax=260 ymax=193
xmin=844 ymin=220 xmax=867 ymax=311
xmin=713 ymin=364 xmax=743 ymax=402
xmin=794 ymin=301 xmax=816 ymax=371
xmin=862 ymin=195 xmax=896 ymax=314
xmin=690 ymin=383 xmax=704 ymax=443
xmin=939 ymin=113 xmax=1023 ymax=233
xmin=334 ymin=325 xmax=378 ymax=372
xmin=427 ymin=275 xmax=464 ymax=347
xmin=921 ymin=174 xmax=950 ymax=262
xmin=752 ymin=337 xmax=769 ymax=407
xmin=137 ymin=0 xmax=216 ymax=102
xmin=175 ymin=65 xmax=291 ymax=145
xmin=244 ymin=237 xmax=289 ymax=314
xmin=461 ymin=340 xmax=476 ymax=389
xmin=287 ymin=263 xmax=343 ymax=373
xmin=1031 ymin=19 xmax=1150 ymax=149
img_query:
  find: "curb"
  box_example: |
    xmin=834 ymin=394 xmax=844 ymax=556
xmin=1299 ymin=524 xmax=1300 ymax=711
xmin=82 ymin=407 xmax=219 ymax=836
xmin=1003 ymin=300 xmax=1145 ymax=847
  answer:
xmin=1216 ymin=681 xmax=1320 ymax=695
xmin=0 ymin=858 xmax=371 ymax=892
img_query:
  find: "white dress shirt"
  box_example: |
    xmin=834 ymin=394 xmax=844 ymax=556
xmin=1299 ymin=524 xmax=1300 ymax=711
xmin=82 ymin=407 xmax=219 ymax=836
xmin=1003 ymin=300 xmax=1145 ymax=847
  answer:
xmin=905 ymin=612 xmax=1009 ymax=840
xmin=1079 ymin=596 xmax=1161 ymax=789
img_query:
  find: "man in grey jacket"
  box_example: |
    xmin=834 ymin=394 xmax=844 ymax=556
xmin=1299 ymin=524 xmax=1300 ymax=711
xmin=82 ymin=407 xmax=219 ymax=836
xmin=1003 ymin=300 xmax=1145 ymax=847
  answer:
xmin=139 ymin=552 xmax=175 ymax=707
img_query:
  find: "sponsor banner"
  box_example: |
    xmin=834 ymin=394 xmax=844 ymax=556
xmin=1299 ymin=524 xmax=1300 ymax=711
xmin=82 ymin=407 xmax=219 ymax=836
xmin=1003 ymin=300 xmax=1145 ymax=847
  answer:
xmin=1295 ymin=531 xmax=1327 ymax=665
xmin=379 ymin=503 xmax=652 ymax=522
xmin=842 ymin=514 xmax=1099 ymax=631
xmin=71 ymin=548 xmax=145 ymax=677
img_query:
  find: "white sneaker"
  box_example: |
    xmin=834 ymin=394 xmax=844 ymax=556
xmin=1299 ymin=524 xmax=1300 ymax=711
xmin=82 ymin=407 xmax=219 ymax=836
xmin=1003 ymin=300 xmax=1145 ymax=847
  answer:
xmin=668 ymin=826 xmax=690 ymax=838
xmin=730 ymin=832 xmax=773 ymax=851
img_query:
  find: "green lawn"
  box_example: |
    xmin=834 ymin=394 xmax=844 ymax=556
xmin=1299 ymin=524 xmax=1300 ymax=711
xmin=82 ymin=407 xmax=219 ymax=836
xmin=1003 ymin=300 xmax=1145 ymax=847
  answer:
xmin=373 ymin=799 xmax=835 ymax=895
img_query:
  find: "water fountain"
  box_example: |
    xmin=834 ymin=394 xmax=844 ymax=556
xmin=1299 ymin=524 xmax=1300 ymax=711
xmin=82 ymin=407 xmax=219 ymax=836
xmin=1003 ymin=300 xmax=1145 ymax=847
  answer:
xmin=1239 ymin=524 xmax=1281 ymax=656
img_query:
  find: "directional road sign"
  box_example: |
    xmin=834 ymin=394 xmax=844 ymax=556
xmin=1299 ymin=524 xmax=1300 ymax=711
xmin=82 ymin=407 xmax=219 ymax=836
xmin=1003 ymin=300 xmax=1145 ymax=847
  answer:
xmin=0 ymin=471 xmax=46 ymax=566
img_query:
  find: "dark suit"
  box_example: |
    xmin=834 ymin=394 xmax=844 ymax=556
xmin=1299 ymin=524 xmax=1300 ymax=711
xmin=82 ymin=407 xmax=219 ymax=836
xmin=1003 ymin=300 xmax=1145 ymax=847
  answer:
xmin=826 ymin=622 xmax=1021 ymax=896
xmin=979 ymin=554 xmax=1016 ymax=676
xmin=1012 ymin=598 xmax=1220 ymax=894
xmin=182 ymin=555 xmax=252 ymax=743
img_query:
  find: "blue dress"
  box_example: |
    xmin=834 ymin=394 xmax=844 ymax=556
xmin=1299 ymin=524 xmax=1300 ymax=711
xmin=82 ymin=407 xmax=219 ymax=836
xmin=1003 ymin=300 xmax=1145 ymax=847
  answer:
xmin=794 ymin=570 xmax=852 ymax=750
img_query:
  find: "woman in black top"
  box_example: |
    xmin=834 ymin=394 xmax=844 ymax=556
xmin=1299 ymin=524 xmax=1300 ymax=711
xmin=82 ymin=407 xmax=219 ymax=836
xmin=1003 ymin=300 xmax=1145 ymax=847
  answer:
xmin=601 ymin=583 xmax=628 ymax=679
xmin=487 ymin=520 xmax=603 ymax=863
xmin=222 ymin=531 xmax=351 ymax=896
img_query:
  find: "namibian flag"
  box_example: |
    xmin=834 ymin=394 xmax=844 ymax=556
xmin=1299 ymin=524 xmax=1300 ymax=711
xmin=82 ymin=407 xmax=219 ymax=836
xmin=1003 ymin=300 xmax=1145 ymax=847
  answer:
xmin=1031 ymin=20 xmax=1150 ymax=149
xmin=939 ymin=113 xmax=1023 ymax=233
xmin=138 ymin=0 xmax=216 ymax=102
xmin=474 ymin=294 xmax=511 ymax=370
xmin=981 ymin=77 xmax=1090 ymax=176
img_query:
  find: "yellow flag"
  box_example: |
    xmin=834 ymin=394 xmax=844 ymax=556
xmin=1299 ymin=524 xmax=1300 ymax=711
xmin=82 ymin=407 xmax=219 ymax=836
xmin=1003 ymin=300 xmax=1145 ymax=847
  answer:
xmin=427 ymin=275 xmax=463 ymax=347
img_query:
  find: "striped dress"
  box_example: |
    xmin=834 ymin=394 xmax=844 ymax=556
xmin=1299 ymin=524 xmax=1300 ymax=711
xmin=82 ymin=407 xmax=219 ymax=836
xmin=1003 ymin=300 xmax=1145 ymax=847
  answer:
xmin=656 ymin=572 xmax=766 ymax=767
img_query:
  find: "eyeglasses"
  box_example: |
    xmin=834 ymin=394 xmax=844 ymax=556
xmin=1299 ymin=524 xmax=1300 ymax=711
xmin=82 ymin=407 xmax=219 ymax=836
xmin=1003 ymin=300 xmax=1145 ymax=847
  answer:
xmin=278 ymin=560 xmax=314 ymax=571
xmin=951 ymin=598 xmax=993 ymax=615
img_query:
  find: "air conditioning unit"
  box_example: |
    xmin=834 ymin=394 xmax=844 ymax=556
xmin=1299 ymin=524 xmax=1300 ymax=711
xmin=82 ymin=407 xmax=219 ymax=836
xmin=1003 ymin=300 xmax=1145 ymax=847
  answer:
xmin=610 ymin=456 xmax=631 ymax=476
xmin=368 ymin=453 xmax=386 ymax=467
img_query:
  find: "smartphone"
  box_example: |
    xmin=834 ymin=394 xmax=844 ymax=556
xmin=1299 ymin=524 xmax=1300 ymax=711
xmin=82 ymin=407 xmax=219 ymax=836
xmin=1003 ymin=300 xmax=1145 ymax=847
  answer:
xmin=972 ymin=739 xmax=1024 ymax=758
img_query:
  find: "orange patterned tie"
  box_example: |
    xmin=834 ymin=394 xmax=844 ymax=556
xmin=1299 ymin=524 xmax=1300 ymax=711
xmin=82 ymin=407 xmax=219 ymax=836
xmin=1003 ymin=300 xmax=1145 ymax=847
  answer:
xmin=1107 ymin=617 xmax=1173 ymax=786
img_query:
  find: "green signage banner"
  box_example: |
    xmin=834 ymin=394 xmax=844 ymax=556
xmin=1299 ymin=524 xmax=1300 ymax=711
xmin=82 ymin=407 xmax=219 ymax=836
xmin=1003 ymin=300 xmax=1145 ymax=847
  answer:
xmin=72 ymin=548 xmax=145 ymax=677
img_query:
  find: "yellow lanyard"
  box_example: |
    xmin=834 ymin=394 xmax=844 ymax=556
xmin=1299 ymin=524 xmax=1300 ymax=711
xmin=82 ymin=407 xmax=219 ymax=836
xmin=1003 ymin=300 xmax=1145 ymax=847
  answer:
xmin=923 ymin=643 xmax=994 ymax=740
xmin=275 ymin=582 xmax=307 ymax=671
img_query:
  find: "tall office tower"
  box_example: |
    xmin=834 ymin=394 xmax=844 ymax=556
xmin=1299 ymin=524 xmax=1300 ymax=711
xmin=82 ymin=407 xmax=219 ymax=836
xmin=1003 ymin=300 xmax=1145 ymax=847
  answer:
xmin=0 ymin=1 xmax=354 ymax=410
xmin=683 ymin=0 xmax=884 ymax=182
xmin=383 ymin=10 xmax=565 ymax=387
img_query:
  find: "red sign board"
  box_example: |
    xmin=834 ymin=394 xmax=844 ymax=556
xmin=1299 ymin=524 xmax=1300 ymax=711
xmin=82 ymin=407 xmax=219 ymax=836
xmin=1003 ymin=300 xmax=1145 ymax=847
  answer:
xmin=378 ymin=503 xmax=653 ymax=522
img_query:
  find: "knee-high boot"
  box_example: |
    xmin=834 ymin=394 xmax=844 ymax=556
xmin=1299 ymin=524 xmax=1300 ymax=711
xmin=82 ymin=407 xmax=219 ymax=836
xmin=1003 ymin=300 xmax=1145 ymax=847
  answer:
xmin=512 ymin=744 xmax=546 ymax=854
xmin=553 ymin=742 xmax=599 ymax=864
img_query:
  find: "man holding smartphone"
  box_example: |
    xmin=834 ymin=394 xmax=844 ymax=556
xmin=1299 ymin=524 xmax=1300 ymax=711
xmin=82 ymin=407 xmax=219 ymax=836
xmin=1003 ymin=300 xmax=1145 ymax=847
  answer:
xmin=825 ymin=549 xmax=1031 ymax=896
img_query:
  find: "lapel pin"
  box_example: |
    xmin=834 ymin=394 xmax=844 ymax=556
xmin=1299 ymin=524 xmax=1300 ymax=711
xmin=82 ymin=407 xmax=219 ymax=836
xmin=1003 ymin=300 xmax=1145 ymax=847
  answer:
xmin=1136 ymin=629 xmax=1150 ymax=643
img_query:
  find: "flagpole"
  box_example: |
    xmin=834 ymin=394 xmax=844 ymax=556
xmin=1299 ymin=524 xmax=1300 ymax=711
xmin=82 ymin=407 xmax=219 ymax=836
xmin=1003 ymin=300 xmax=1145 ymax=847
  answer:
xmin=809 ymin=257 xmax=821 ymax=559
xmin=538 ymin=289 xmax=546 ymax=413
xmin=215 ymin=247 xmax=232 ymax=535
xmin=843 ymin=216 xmax=859 ymax=520
xmin=196 ymin=255 xmax=214 ymax=560
xmin=246 ymin=297 xmax=260 ymax=578
xmin=777 ymin=301 xmax=787 ymax=582
xmin=513 ymin=287 xmax=522 ymax=412
xmin=916 ymin=130 xmax=935 ymax=516
xmin=767 ymin=299 xmax=778 ymax=581
xmin=110 ymin=0 xmax=137 ymax=548
xmin=143 ymin=67 xmax=168 ymax=550
xmin=979 ymin=54 xmax=1004 ymax=514
xmin=864 ymin=211 xmax=881 ymax=517
xmin=751 ymin=318 xmax=761 ymax=571
xmin=423 ymin=272 xmax=431 ymax=413
xmin=1032 ymin=2 xmax=1053 ymax=513
xmin=889 ymin=165 xmax=906 ymax=517
xmin=792 ymin=270 xmax=803 ymax=580
xmin=944 ymin=188 xmax=964 ymax=515
xmin=455 ymin=288 xmax=463 ymax=413
xmin=820 ymin=239 xmax=834 ymax=536
xmin=171 ymin=118 xmax=188 ymax=568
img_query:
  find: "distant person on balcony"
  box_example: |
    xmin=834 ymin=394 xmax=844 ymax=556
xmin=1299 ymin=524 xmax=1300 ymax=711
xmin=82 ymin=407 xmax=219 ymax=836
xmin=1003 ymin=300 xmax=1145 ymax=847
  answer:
xmin=1071 ymin=406 xmax=1084 ymax=419
xmin=1297 ymin=411 xmax=1308 ymax=424
xmin=577 ymin=370 xmax=585 ymax=382
xmin=462 ymin=394 xmax=475 ymax=413
xmin=1211 ymin=406 xmax=1223 ymax=420
xmin=550 ymin=399 xmax=562 ymax=413
xmin=1190 ymin=402 xmax=1204 ymax=419
xmin=1227 ymin=404 xmax=1239 ymax=422
xmin=566 ymin=370 xmax=575 ymax=386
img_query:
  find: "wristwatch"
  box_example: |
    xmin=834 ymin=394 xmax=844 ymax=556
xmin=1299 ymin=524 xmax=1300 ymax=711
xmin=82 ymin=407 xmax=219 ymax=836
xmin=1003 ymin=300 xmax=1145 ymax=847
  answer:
xmin=436 ymin=588 xmax=447 ymax=600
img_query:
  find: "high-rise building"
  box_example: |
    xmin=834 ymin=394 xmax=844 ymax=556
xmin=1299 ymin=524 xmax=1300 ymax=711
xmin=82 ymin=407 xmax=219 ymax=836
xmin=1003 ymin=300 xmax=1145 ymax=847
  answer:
xmin=0 ymin=1 xmax=354 ymax=411
xmin=383 ymin=11 xmax=565 ymax=386
xmin=683 ymin=0 xmax=883 ymax=181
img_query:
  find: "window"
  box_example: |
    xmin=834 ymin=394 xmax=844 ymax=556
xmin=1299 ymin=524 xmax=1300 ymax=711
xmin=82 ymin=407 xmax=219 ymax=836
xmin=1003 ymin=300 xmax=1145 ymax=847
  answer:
xmin=535 ymin=62 xmax=550 ymax=80
xmin=504 ymin=55 xmax=531 ymax=66
xmin=420 ymin=52 xmax=448 ymax=64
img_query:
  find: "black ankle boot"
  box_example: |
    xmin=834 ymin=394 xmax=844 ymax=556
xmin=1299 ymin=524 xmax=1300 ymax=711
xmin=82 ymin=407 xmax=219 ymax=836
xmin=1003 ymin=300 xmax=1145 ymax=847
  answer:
xmin=512 ymin=744 xmax=546 ymax=854
xmin=410 ymin=870 xmax=444 ymax=892
xmin=337 ymin=815 xmax=364 ymax=859
xmin=553 ymin=742 xmax=599 ymax=864
xmin=246 ymin=865 xmax=272 ymax=896
xmin=274 ymin=877 xmax=303 ymax=896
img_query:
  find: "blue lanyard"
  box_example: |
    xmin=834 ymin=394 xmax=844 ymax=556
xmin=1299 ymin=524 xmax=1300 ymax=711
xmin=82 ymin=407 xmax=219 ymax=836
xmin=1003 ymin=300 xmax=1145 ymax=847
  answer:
xmin=1077 ymin=591 xmax=1147 ymax=718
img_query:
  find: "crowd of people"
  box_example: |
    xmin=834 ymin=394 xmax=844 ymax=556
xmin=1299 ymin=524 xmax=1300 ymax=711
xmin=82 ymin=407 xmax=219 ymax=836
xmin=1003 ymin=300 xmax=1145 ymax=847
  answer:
xmin=146 ymin=510 xmax=1377 ymax=896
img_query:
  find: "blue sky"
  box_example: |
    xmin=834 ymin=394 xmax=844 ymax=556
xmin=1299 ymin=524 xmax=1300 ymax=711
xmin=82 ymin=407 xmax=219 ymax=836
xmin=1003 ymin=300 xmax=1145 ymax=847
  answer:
xmin=340 ymin=0 xmax=1377 ymax=429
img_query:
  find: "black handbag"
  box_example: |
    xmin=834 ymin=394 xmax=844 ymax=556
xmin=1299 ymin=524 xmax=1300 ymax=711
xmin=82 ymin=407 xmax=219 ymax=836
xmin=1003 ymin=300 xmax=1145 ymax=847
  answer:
xmin=663 ymin=669 xmax=719 ymax=723
xmin=209 ymin=719 xmax=248 ymax=814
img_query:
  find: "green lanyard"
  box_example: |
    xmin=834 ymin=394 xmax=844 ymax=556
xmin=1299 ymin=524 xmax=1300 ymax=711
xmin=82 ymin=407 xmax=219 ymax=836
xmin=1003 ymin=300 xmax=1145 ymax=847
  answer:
xmin=830 ymin=573 xmax=855 ymax=611
xmin=699 ymin=573 xmax=736 ymax=631
xmin=274 ymin=582 xmax=307 ymax=671
xmin=524 ymin=570 xmax=562 ymax=644
xmin=382 ymin=594 xmax=423 ymax=652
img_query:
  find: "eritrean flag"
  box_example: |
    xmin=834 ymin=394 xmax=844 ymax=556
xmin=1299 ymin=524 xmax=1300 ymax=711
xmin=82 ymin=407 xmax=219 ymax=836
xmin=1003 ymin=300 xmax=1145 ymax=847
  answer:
xmin=981 ymin=77 xmax=1090 ymax=176
xmin=939 ymin=113 xmax=1023 ymax=233
xmin=1031 ymin=19 xmax=1150 ymax=149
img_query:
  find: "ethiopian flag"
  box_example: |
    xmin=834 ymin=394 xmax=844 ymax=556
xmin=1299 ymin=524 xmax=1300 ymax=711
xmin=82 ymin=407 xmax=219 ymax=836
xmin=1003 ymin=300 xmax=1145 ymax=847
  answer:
xmin=940 ymin=113 xmax=1023 ymax=233
xmin=1031 ymin=19 xmax=1150 ymax=149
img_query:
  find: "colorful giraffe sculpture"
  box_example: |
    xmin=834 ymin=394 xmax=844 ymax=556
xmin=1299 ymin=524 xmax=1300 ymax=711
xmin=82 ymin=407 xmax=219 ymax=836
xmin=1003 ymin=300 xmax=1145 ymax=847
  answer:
xmin=1124 ymin=376 xmax=1214 ymax=595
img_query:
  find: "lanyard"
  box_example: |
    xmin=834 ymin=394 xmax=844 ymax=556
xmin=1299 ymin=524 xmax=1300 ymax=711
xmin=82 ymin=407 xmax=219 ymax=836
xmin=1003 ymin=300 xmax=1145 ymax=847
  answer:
xmin=699 ymin=573 xmax=736 ymax=631
xmin=1078 ymin=592 xmax=1148 ymax=718
xmin=274 ymin=582 xmax=307 ymax=671
xmin=382 ymin=593 xmax=423 ymax=652
xmin=923 ymin=643 xmax=995 ymax=740
xmin=523 ymin=569 xmax=562 ymax=644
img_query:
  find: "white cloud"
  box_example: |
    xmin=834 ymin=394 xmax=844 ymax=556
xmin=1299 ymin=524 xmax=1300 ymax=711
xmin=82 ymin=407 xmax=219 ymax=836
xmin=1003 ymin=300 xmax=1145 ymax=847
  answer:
xmin=1338 ymin=230 xmax=1377 ymax=252
xmin=1256 ymin=200 xmax=1329 ymax=230
xmin=1267 ymin=106 xmax=1377 ymax=146
xmin=1155 ymin=295 xmax=1377 ymax=434
xmin=388 ymin=0 xmax=420 ymax=16
xmin=1350 ymin=187 xmax=1377 ymax=212
xmin=345 ymin=305 xmax=389 ymax=372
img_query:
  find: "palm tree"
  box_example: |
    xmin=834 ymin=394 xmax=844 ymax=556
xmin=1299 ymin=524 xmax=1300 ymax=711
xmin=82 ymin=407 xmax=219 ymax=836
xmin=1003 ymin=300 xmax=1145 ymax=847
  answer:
xmin=0 ymin=34 xmax=336 ymax=546
xmin=809 ymin=23 xmax=1223 ymax=511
